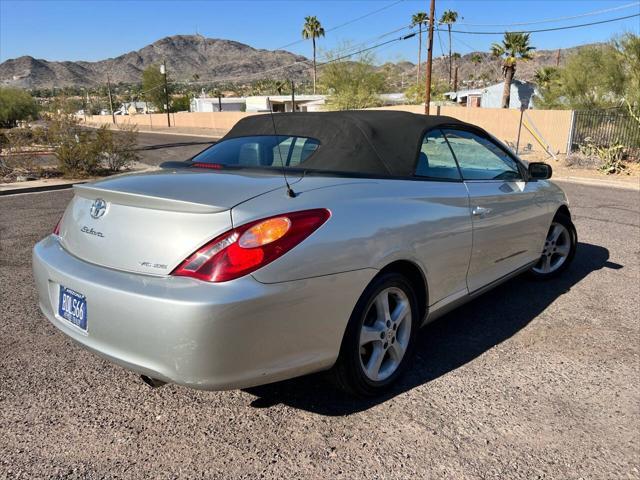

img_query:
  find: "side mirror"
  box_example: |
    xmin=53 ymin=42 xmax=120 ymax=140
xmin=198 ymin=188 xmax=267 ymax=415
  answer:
xmin=528 ymin=162 xmax=552 ymax=180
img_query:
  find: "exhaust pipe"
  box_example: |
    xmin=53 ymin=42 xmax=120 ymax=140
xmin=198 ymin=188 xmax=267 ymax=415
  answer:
xmin=140 ymin=375 xmax=167 ymax=389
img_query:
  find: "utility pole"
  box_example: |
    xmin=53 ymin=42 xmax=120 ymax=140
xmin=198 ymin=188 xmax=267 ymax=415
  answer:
xmin=81 ymin=88 xmax=87 ymax=122
xmin=291 ymin=80 xmax=295 ymax=112
xmin=423 ymin=0 xmax=436 ymax=115
xmin=556 ymin=48 xmax=561 ymax=67
xmin=106 ymin=74 xmax=115 ymax=124
xmin=218 ymin=92 xmax=222 ymax=112
xmin=160 ymin=60 xmax=170 ymax=127
xmin=453 ymin=65 xmax=458 ymax=93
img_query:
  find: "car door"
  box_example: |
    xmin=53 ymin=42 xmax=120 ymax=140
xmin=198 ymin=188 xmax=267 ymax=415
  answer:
xmin=442 ymin=128 xmax=549 ymax=293
xmin=412 ymin=129 xmax=473 ymax=306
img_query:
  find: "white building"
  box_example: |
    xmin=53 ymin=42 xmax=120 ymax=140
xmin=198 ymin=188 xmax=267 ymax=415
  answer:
xmin=117 ymin=102 xmax=156 ymax=115
xmin=445 ymin=80 xmax=537 ymax=109
xmin=189 ymin=95 xmax=328 ymax=113
xmin=189 ymin=92 xmax=409 ymax=113
xmin=379 ymin=93 xmax=407 ymax=105
xmin=245 ymin=95 xmax=327 ymax=113
xmin=190 ymin=97 xmax=246 ymax=112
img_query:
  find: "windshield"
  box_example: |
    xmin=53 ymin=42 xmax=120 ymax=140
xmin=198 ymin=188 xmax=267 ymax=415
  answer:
xmin=191 ymin=135 xmax=320 ymax=170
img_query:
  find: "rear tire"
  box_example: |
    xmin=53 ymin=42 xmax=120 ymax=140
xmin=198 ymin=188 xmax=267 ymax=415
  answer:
xmin=332 ymin=272 xmax=419 ymax=397
xmin=529 ymin=212 xmax=577 ymax=279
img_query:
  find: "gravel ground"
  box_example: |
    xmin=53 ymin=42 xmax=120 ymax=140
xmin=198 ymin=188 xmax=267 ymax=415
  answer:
xmin=0 ymin=182 xmax=638 ymax=479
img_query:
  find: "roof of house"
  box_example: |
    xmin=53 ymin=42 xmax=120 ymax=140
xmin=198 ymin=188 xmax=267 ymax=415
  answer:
xmin=194 ymin=97 xmax=247 ymax=104
xmin=222 ymin=110 xmax=470 ymax=177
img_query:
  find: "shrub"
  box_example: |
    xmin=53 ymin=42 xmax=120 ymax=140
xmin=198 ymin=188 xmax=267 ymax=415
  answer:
xmin=0 ymin=128 xmax=38 ymax=177
xmin=48 ymin=112 xmax=99 ymax=177
xmin=574 ymin=138 xmax=629 ymax=175
xmin=54 ymin=131 xmax=100 ymax=177
xmin=93 ymin=124 xmax=140 ymax=172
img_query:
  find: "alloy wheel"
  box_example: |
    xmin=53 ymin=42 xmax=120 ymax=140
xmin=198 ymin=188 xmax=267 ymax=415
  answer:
xmin=532 ymin=222 xmax=572 ymax=275
xmin=359 ymin=287 xmax=412 ymax=382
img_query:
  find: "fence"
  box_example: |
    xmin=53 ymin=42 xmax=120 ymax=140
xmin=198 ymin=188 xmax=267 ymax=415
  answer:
xmin=84 ymin=111 xmax=259 ymax=137
xmin=369 ymin=105 xmax=574 ymax=155
xmin=570 ymin=110 xmax=640 ymax=159
xmin=85 ymin=106 xmax=576 ymax=156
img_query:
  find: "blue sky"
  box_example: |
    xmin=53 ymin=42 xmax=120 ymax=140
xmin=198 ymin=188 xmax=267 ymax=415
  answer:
xmin=1 ymin=0 xmax=639 ymax=64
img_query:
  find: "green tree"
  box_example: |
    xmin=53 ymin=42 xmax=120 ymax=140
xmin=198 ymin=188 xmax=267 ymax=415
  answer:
xmin=141 ymin=64 xmax=170 ymax=112
xmin=404 ymin=76 xmax=449 ymax=104
xmin=439 ymin=10 xmax=459 ymax=87
xmin=560 ymin=45 xmax=625 ymax=109
xmin=302 ymin=16 xmax=325 ymax=94
xmin=491 ymin=32 xmax=535 ymax=108
xmin=533 ymin=66 xmax=563 ymax=108
xmin=320 ymin=48 xmax=385 ymax=110
xmin=615 ymin=33 xmax=640 ymax=108
xmin=470 ymin=53 xmax=482 ymax=65
xmin=0 ymin=87 xmax=39 ymax=127
xmin=171 ymin=94 xmax=191 ymax=112
xmin=411 ymin=12 xmax=429 ymax=84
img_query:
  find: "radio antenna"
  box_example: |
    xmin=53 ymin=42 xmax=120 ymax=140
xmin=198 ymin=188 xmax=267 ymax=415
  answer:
xmin=267 ymin=97 xmax=296 ymax=198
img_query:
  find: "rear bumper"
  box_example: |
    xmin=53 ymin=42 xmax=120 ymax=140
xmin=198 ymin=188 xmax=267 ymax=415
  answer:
xmin=33 ymin=236 xmax=375 ymax=390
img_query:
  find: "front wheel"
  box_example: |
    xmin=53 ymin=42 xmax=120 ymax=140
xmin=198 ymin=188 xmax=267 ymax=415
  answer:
xmin=529 ymin=212 xmax=577 ymax=279
xmin=331 ymin=272 xmax=419 ymax=396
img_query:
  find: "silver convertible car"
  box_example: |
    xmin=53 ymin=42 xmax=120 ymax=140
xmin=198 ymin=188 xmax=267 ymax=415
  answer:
xmin=33 ymin=111 xmax=576 ymax=396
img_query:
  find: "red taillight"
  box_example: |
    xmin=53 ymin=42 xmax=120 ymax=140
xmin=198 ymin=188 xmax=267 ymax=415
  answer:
xmin=53 ymin=217 xmax=62 ymax=236
xmin=171 ymin=209 xmax=331 ymax=283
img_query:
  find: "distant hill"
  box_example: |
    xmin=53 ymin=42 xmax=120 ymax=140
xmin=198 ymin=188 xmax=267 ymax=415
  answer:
xmin=379 ymin=44 xmax=595 ymax=91
xmin=0 ymin=35 xmax=310 ymax=88
xmin=0 ymin=34 xmax=598 ymax=90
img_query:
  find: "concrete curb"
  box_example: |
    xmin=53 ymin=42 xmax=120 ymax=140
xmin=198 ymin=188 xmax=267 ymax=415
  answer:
xmin=554 ymin=176 xmax=640 ymax=191
xmin=0 ymin=180 xmax=83 ymax=196
xmin=83 ymin=123 xmax=220 ymax=139
xmin=134 ymin=129 xmax=220 ymax=139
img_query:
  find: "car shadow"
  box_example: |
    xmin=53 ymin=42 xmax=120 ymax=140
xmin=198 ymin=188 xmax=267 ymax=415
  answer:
xmin=244 ymin=242 xmax=619 ymax=415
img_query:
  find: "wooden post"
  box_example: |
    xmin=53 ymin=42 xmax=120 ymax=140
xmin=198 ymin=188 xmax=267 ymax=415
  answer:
xmin=453 ymin=65 xmax=458 ymax=93
xmin=423 ymin=0 xmax=436 ymax=115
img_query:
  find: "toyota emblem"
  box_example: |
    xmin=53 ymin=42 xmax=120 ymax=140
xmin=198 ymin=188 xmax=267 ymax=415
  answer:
xmin=90 ymin=199 xmax=107 ymax=219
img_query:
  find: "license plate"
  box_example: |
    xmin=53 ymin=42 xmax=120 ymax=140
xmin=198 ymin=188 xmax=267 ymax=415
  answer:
xmin=58 ymin=286 xmax=87 ymax=331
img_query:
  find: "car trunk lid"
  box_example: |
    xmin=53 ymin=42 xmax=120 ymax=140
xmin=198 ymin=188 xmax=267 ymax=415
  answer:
xmin=58 ymin=169 xmax=289 ymax=275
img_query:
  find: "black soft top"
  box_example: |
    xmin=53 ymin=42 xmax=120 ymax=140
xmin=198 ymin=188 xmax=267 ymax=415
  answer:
xmin=222 ymin=110 xmax=471 ymax=177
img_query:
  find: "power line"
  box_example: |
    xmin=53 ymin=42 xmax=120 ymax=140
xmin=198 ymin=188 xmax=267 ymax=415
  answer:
xmin=274 ymin=0 xmax=405 ymax=51
xmin=445 ymin=13 xmax=640 ymax=35
xmin=450 ymin=33 xmax=503 ymax=79
xmin=325 ymin=0 xmax=405 ymax=34
xmin=317 ymin=32 xmax=417 ymax=67
xmin=450 ymin=1 xmax=640 ymax=27
xmin=155 ymin=11 xmax=640 ymax=88
xmin=176 ymin=24 xmax=418 ymax=84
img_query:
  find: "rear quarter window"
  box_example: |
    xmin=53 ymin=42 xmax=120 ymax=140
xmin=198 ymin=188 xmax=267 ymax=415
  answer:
xmin=192 ymin=135 xmax=320 ymax=168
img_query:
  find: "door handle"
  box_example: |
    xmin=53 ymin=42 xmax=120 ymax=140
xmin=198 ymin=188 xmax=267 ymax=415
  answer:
xmin=472 ymin=206 xmax=492 ymax=217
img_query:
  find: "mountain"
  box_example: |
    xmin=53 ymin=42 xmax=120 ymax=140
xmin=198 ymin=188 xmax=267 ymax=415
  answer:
xmin=0 ymin=35 xmax=597 ymax=90
xmin=0 ymin=35 xmax=310 ymax=89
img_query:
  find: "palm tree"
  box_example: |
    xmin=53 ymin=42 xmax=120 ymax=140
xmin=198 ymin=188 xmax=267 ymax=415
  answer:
xmin=439 ymin=9 xmax=459 ymax=87
xmin=470 ymin=53 xmax=482 ymax=65
xmin=533 ymin=66 xmax=559 ymax=90
xmin=411 ymin=12 xmax=428 ymax=84
xmin=302 ymin=16 xmax=325 ymax=94
xmin=491 ymin=32 xmax=535 ymax=108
